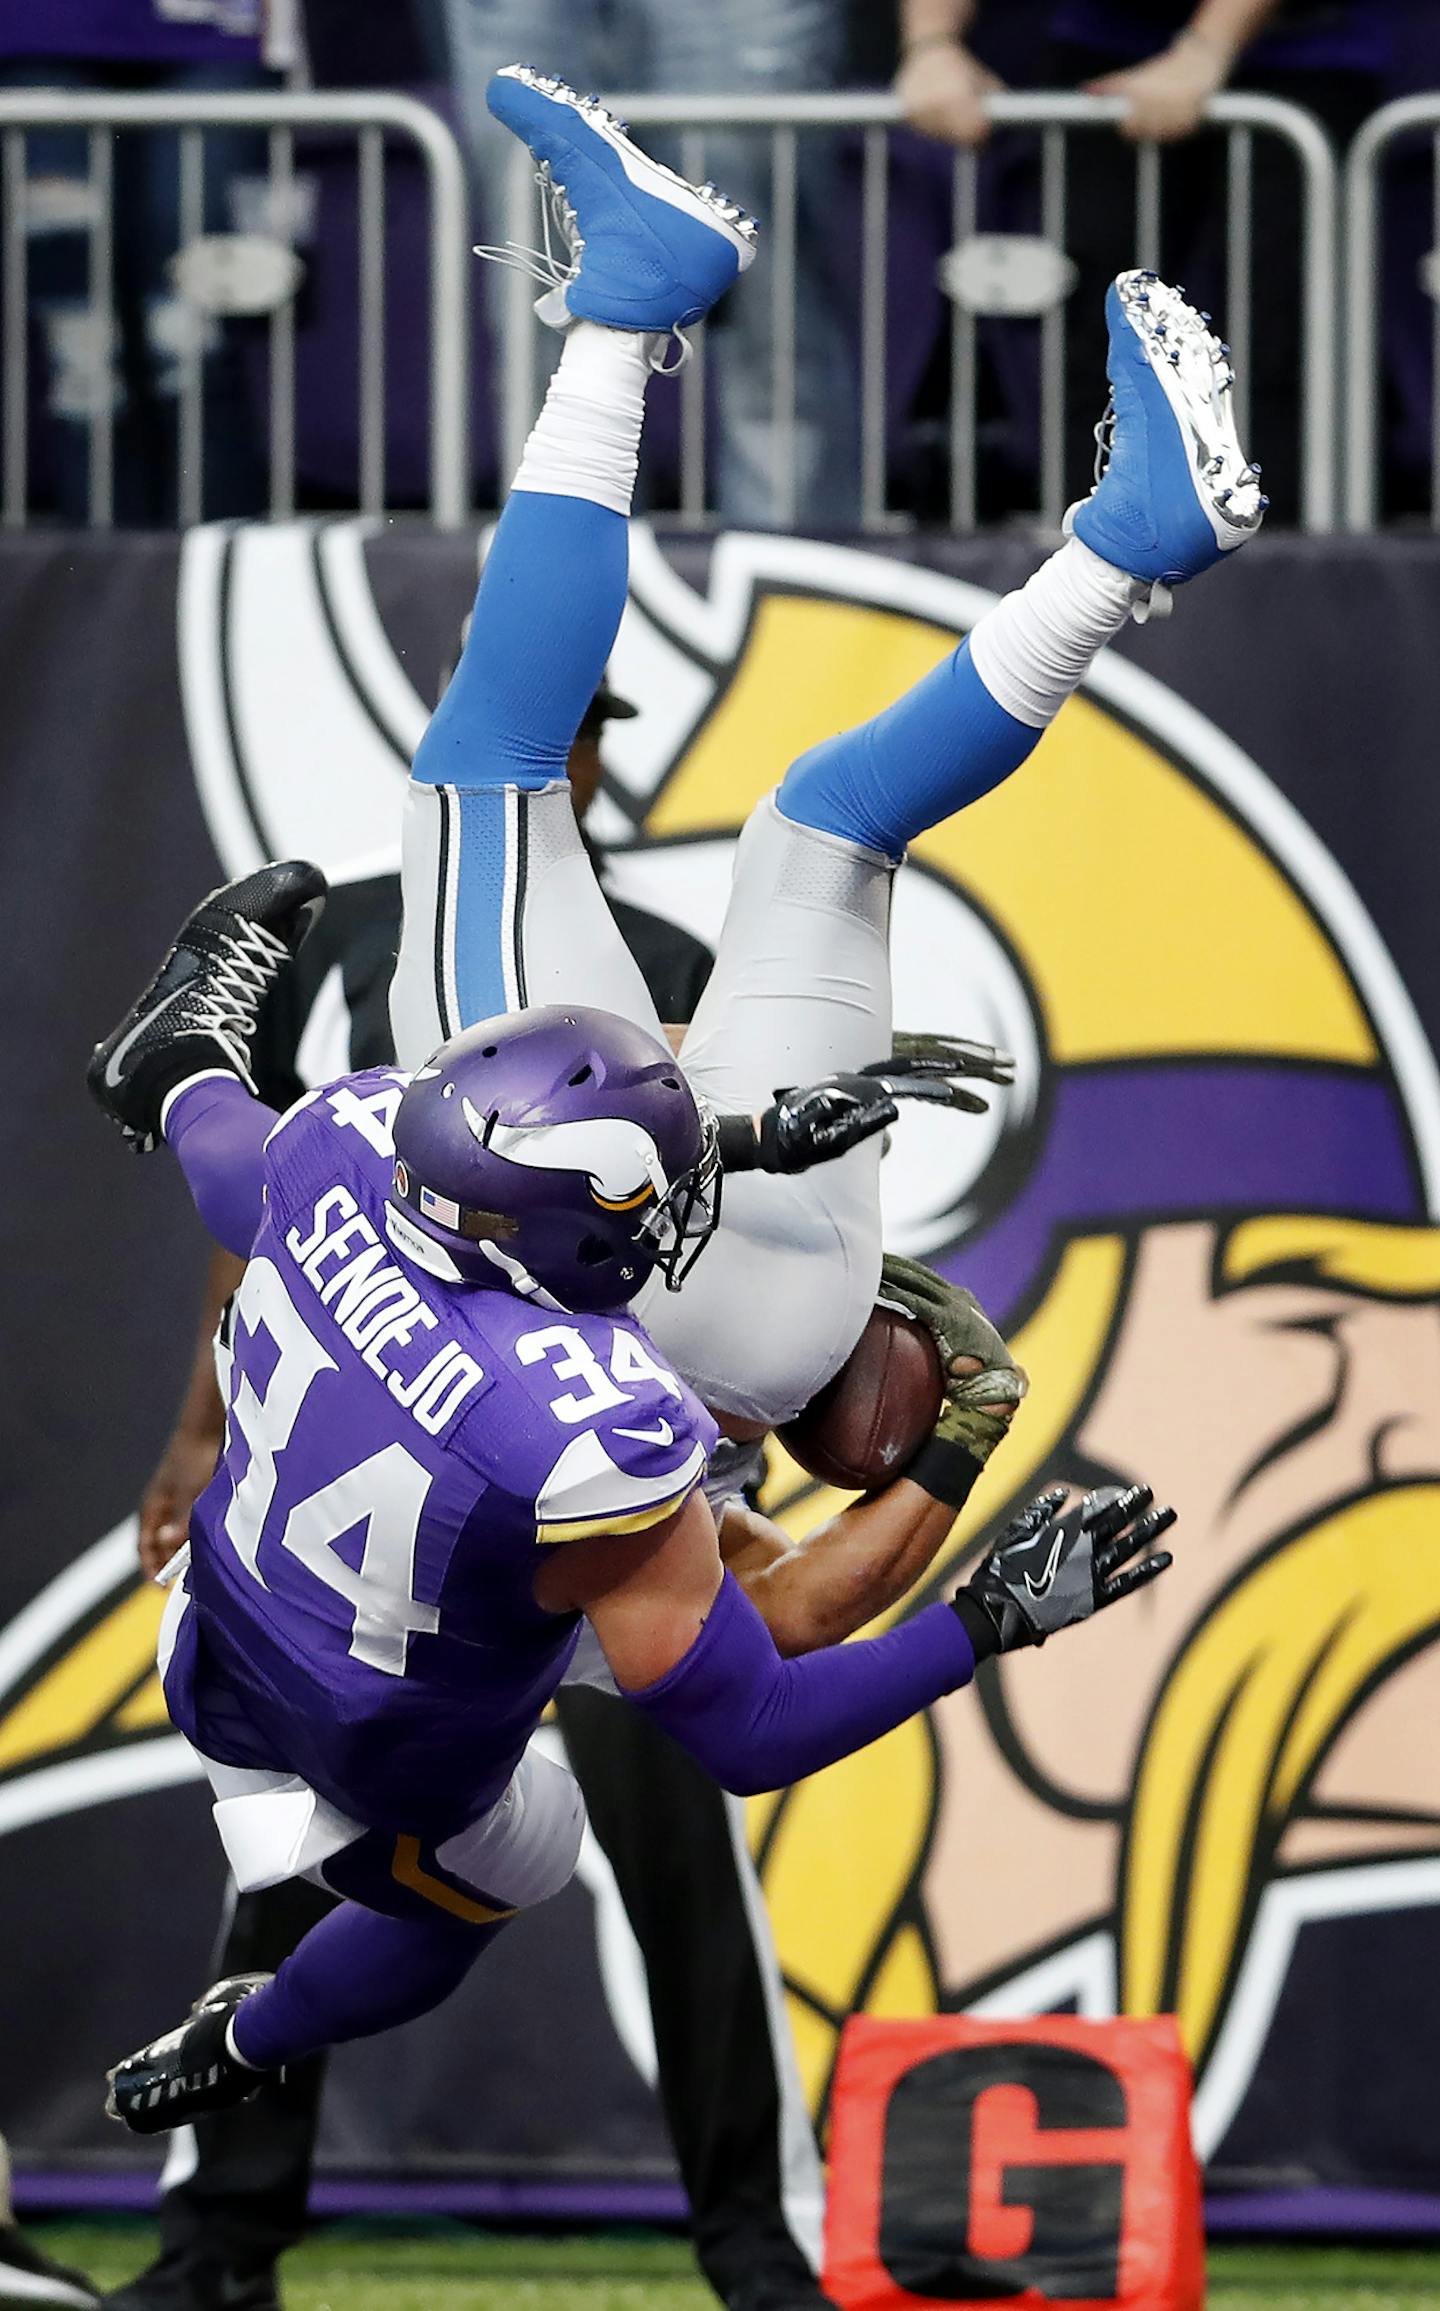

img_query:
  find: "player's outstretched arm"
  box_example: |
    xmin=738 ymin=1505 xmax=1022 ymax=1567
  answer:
xmin=717 ymin=1035 xmax=1014 ymax=1177
xmin=718 ymin=1482 xmax=966 ymax=1655
xmin=545 ymin=1491 xmax=982 ymax=1797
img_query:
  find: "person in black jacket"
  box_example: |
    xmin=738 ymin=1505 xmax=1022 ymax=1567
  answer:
xmin=113 ymin=684 xmax=830 ymax=2311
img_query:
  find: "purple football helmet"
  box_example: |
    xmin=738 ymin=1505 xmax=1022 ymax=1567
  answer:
xmin=386 ymin=1005 xmax=721 ymax=1312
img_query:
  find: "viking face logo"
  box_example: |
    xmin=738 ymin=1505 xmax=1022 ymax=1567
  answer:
xmin=7 ymin=523 xmax=1438 ymax=2174
xmin=597 ymin=532 xmax=1440 ymax=2159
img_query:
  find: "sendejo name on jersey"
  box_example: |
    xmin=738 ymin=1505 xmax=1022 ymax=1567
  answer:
xmin=285 ymin=1184 xmax=485 ymax=1435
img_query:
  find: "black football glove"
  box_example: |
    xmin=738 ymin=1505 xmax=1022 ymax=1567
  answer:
xmin=758 ymin=1074 xmax=901 ymax=1172
xmin=716 ymin=1075 xmax=901 ymax=1176
xmin=955 ymin=1484 xmax=1175 ymax=1656
xmin=858 ymin=1030 xmax=1016 ymax=1116
xmin=718 ymin=1031 xmax=1016 ymax=1178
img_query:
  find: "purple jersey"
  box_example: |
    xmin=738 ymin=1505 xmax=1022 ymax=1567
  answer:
xmin=0 ymin=1 xmax=261 ymax=64
xmin=164 ymin=1069 xmax=717 ymax=1837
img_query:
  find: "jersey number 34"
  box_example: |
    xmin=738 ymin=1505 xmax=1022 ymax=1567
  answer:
xmin=216 ymin=1257 xmax=439 ymax=1677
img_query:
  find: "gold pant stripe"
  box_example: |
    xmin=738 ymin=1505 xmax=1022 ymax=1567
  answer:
xmin=391 ymin=1834 xmax=517 ymax=1926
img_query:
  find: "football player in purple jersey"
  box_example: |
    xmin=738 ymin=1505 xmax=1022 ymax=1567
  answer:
xmin=87 ymin=854 xmax=1173 ymax=2127
xmin=82 ymin=49 xmax=1267 ymax=2135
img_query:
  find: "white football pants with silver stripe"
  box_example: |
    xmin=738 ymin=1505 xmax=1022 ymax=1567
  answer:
xmin=389 ymin=775 xmax=895 ymax=1427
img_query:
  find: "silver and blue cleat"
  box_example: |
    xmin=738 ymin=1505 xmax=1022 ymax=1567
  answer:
xmin=483 ymin=66 xmax=757 ymax=340
xmin=1069 ymin=270 xmax=1266 ymax=592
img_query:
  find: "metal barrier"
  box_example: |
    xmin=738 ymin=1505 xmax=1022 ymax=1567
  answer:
xmin=500 ymin=89 xmax=1338 ymax=534
xmin=1345 ymin=95 xmax=1440 ymax=532
xmin=0 ymin=89 xmax=470 ymax=528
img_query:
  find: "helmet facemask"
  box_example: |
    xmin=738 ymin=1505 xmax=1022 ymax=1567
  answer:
xmin=633 ymin=1095 xmax=723 ymax=1291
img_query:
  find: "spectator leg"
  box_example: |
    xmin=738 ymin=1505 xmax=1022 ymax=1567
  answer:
xmin=1184 ymin=66 xmax=1380 ymax=527
xmin=642 ymin=0 xmax=859 ymax=527
xmin=438 ymin=0 xmax=604 ymax=220
xmin=0 ymin=62 xmax=118 ymax=523
xmin=131 ymin=60 xmax=271 ymax=523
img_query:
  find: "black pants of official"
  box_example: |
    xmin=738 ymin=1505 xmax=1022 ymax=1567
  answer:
xmin=134 ymin=1692 xmax=819 ymax=2311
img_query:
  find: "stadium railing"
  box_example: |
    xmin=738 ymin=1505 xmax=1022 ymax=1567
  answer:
xmin=0 ymin=88 xmax=471 ymax=528
xmin=499 ymin=90 xmax=1340 ymax=534
xmin=1345 ymin=95 xmax=1440 ymax=533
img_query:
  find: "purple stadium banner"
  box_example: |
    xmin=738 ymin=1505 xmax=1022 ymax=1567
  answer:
xmin=3 ymin=524 xmax=1440 ymax=2234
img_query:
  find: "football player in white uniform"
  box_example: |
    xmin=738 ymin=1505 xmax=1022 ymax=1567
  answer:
xmin=390 ymin=66 xmax=1263 ymax=1471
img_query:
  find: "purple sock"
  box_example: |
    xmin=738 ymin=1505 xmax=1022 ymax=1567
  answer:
xmin=163 ymin=1073 xmax=278 ymax=1257
xmin=231 ymin=1901 xmax=500 ymax=2070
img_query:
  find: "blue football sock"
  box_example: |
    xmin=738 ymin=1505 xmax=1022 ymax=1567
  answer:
xmin=412 ymin=490 xmax=629 ymax=792
xmin=777 ymin=638 xmax=1040 ymax=859
xmin=232 ymin=1902 xmax=501 ymax=2068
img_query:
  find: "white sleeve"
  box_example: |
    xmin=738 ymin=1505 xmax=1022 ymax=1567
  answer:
xmin=534 ymin=1424 xmax=707 ymax=1546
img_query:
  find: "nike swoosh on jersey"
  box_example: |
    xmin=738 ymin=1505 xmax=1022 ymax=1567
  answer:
xmin=1023 ymin=1527 xmax=1067 ymax=1600
xmin=104 ymin=986 xmax=191 ymax=1087
xmin=613 ymin=1418 xmax=675 ymax=1448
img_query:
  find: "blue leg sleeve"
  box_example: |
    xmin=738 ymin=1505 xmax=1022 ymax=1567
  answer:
xmin=777 ymin=639 xmax=1040 ymax=859
xmin=411 ymin=491 xmax=629 ymax=792
xmin=391 ymin=486 xmax=652 ymax=1058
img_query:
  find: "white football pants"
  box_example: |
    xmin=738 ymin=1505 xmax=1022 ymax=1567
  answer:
xmin=390 ymin=779 xmax=895 ymax=1426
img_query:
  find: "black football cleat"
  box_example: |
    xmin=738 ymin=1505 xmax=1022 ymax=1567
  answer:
xmin=100 ymin=2254 xmax=279 ymax=2311
xmin=0 ymin=2220 xmax=100 ymax=2308
xmin=105 ymin=1974 xmax=274 ymax=2136
xmin=87 ymin=862 xmax=327 ymax=1152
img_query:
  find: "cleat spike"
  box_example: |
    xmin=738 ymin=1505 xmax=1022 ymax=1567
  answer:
xmin=1077 ymin=269 xmax=1264 ymax=579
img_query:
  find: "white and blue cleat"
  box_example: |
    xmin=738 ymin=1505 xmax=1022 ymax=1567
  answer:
xmin=484 ymin=66 xmax=757 ymax=340
xmin=1069 ymin=270 xmax=1266 ymax=592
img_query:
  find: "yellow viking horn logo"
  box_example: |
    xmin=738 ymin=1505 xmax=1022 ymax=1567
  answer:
xmin=609 ymin=532 xmax=1440 ymax=2155
xmin=0 ymin=1524 xmax=197 ymax=1844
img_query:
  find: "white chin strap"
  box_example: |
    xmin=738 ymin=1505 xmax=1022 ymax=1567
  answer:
xmin=384 ymin=1201 xmax=467 ymax=1282
xmin=383 ymin=1199 xmax=567 ymax=1311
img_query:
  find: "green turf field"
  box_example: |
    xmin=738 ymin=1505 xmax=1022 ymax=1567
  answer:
xmin=27 ymin=2224 xmax=1440 ymax=2311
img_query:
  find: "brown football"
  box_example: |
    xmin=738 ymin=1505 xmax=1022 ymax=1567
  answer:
xmin=779 ymin=1304 xmax=944 ymax=1492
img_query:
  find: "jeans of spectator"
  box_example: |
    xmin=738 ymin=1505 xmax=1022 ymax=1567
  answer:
xmin=981 ymin=50 xmax=1380 ymax=526
xmin=439 ymin=0 xmax=859 ymax=527
xmin=0 ymin=59 xmax=270 ymax=524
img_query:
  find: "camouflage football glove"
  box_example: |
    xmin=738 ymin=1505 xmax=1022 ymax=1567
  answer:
xmin=879 ymin=1253 xmax=1027 ymax=1468
xmin=955 ymin=1484 xmax=1176 ymax=1656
